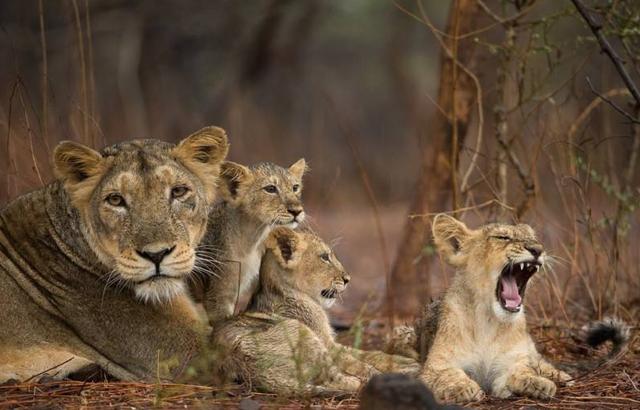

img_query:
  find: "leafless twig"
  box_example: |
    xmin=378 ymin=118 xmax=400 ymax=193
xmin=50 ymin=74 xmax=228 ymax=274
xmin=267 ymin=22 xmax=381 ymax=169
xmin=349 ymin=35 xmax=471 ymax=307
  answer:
xmin=571 ymin=0 xmax=640 ymax=106
xmin=585 ymin=77 xmax=640 ymax=124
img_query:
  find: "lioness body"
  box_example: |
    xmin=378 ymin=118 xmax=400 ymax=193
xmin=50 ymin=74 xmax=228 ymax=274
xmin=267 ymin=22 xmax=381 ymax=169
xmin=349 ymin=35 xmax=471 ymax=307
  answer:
xmin=0 ymin=129 xmax=228 ymax=382
xmin=213 ymin=228 xmax=419 ymax=395
xmin=388 ymin=215 xmax=571 ymax=404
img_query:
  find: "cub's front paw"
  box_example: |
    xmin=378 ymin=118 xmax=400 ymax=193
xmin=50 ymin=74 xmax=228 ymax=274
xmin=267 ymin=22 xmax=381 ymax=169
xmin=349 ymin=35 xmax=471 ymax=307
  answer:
xmin=431 ymin=379 xmax=485 ymax=404
xmin=389 ymin=356 xmax=421 ymax=375
xmin=557 ymin=370 xmax=574 ymax=386
xmin=511 ymin=375 xmax=557 ymax=399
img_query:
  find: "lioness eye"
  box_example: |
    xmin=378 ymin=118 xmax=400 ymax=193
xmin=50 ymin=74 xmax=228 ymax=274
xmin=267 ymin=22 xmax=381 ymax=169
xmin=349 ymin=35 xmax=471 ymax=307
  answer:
xmin=263 ymin=185 xmax=278 ymax=194
xmin=106 ymin=193 xmax=126 ymax=207
xmin=292 ymin=184 xmax=300 ymax=192
xmin=171 ymin=185 xmax=190 ymax=199
xmin=494 ymin=235 xmax=511 ymax=241
xmin=320 ymin=252 xmax=330 ymax=262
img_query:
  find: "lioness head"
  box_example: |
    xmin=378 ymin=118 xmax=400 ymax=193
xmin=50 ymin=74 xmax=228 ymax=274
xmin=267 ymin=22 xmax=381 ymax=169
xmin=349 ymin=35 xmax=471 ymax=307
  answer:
xmin=263 ymin=227 xmax=350 ymax=308
xmin=218 ymin=159 xmax=307 ymax=228
xmin=54 ymin=126 xmax=229 ymax=303
xmin=431 ymin=214 xmax=545 ymax=320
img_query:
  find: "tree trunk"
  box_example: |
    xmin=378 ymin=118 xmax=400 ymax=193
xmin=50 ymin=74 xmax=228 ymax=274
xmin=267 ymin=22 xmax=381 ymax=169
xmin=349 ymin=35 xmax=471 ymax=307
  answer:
xmin=388 ymin=0 xmax=484 ymax=317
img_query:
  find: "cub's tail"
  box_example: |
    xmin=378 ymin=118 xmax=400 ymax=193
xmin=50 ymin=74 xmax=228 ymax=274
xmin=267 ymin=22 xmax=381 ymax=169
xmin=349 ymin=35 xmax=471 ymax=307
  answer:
xmin=570 ymin=317 xmax=631 ymax=372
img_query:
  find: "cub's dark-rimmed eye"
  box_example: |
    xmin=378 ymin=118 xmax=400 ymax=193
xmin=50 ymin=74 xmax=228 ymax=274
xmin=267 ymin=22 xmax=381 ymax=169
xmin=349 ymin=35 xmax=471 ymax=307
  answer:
xmin=106 ymin=193 xmax=126 ymax=207
xmin=292 ymin=184 xmax=300 ymax=193
xmin=171 ymin=185 xmax=190 ymax=199
xmin=320 ymin=252 xmax=330 ymax=262
xmin=493 ymin=235 xmax=511 ymax=241
xmin=263 ymin=185 xmax=278 ymax=194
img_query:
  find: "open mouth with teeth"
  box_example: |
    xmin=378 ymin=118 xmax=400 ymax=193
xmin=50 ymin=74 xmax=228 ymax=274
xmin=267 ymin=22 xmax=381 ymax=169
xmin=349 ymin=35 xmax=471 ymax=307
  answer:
xmin=496 ymin=261 xmax=540 ymax=313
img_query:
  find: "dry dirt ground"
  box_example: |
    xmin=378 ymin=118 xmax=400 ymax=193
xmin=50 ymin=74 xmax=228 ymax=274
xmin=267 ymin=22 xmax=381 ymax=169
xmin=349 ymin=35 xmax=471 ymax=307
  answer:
xmin=1 ymin=321 xmax=638 ymax=409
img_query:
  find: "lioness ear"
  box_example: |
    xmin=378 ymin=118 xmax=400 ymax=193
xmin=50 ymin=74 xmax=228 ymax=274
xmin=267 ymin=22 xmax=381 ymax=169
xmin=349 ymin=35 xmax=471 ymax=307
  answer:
xmin=54 ymin=141 xmax=105 ymax=208
xmin=54 ymin=141 xmax=104 ymax=183
xmin=266 ymin=227 xmax=306 ymax=268
xmin=173 ymin=126 xmax=230 ymax=202
xmin=431 ymin=214 xmax=471 ymax=265
xmin=219 ymin=161 xmax=254 ymax=203
xmin=288 ymin=158 xmax=308 ymax=180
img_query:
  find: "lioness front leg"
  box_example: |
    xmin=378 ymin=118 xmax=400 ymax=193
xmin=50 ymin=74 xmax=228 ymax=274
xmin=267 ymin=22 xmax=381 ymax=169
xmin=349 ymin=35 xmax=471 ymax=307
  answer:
xmin=421 ymin=366 xmax=485 ymax=404
xmin=493 ymin=362 xmax=556 ymax=399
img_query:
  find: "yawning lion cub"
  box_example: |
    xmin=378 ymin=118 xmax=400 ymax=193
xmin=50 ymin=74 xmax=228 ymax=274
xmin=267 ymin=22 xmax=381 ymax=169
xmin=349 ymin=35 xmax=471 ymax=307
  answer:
xmin=395 ymin=214 xmax=573 ymax=404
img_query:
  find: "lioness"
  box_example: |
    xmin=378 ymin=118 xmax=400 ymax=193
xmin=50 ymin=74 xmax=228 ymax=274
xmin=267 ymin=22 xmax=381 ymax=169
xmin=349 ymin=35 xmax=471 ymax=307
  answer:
xmin=190 ymin=159 xmax=307 ymax=323
xmin=0 ymin=127 xmax=228 ymax=382
xmin=212 ymin=227 xmax=419 ymax=395
xmin=402 ymin=214 xmax=572 ymax=403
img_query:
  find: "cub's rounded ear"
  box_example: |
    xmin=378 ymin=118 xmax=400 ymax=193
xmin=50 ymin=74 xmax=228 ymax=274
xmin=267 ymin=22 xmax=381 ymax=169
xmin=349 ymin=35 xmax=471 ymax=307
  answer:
xmin=173 ymin=126 xmax=230 ymax=202
xmin=265 ymin=227 xmax=307 ymax=268
xmin=288 ymin=158 xmax=308 ymax=180
xmin=431 ymin=213 xmax=471 ymax=265
xmin=54 ymin=141 xmax=104 ymax=184
xmin=219 ymin=161 xmax=253 ymax=203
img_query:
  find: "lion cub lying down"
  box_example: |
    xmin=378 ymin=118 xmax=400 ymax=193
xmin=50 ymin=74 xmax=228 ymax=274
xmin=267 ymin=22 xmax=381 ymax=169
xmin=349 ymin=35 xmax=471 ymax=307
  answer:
xmin=213 ymin=227 xmax=419 ymax=395
xmin=388 ymin=215 xmax=572 ymax=404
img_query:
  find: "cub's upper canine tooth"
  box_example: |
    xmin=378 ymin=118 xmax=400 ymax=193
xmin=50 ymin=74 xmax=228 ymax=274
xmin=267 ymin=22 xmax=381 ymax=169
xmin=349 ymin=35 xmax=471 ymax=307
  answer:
xmin=520 ymin=263 xmax=524 ymax=270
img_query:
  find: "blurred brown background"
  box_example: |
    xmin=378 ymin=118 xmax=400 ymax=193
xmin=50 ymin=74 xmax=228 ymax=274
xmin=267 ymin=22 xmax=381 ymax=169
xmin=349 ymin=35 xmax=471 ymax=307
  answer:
xmin=1 ymin=0 xmax=638 ymax=323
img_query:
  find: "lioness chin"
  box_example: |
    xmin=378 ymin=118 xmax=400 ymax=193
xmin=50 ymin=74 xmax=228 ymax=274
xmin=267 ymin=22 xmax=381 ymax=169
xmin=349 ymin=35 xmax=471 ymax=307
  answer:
xmin=0 ymin=127 xmax=228 ymax=382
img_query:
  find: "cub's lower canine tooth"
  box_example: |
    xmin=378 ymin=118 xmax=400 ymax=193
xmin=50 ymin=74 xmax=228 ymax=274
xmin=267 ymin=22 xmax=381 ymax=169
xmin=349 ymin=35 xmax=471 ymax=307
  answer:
xmin=520 ymin=263 xmax=524 ymax=270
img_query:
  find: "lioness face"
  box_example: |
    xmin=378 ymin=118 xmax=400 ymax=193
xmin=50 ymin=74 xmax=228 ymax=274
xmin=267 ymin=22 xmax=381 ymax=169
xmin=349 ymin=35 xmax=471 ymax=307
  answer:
xmin=219 ymin=159 xmax=307 ymax=228
xmin=54 ymin=127 xmax=229 ymax=303
xmin=432 ymin=215 xmax=545 ymax=320
xmin=266 ymin=228 xmax=350 ymax=309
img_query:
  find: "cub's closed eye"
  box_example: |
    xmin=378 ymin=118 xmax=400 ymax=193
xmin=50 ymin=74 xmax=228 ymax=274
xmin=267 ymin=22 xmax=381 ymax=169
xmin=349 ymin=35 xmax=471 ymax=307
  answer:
xmin=263 ymin=185 xmax=278 ymax=194
xmin=292 ymin=184 xmax=300 ymax=192
xmin=171 ymin=185 xmax=190 ymax=199
xmin=106 ymin=193 xmax=126 ymax=207
xmin=493 ymin=235 xmax=511 ymax=241
xmin=320 ymin=252 xmax=330 ymax=262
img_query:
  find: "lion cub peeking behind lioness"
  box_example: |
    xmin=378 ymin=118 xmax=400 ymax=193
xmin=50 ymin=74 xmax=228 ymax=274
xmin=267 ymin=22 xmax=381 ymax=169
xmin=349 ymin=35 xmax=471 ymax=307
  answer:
xmin=190 ymin=159 xmax=307 ymax=324
xmin=391 ymin=214 xmax=572 ymax=404
xmin=212 ymin=227 xmax=419 ymax=395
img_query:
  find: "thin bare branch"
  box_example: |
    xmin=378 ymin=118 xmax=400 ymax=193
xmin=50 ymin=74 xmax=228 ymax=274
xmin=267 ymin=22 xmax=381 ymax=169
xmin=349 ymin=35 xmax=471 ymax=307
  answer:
xmin=585 ymin=76 xmax=640 ymax=124
xmin=571 ymin=0 xmax=640 ymax=106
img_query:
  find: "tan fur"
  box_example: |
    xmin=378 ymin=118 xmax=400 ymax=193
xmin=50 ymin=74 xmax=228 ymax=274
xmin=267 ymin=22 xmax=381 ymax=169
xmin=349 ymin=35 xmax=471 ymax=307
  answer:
xmin=388 ymin=215 xmax=571 ymax=404
xmin=189 ymin=159 xmax=308 ymax=323
xmin=212 ymin=228 xmax=419 ymax=395
xmin=0 ymin=127 xmax=228 ymax=382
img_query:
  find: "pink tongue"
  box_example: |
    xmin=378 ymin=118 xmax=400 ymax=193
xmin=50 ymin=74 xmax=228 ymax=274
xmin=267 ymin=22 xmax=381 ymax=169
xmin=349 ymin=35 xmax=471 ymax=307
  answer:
xmin=501 ymin=276 xmax=522 ymax=308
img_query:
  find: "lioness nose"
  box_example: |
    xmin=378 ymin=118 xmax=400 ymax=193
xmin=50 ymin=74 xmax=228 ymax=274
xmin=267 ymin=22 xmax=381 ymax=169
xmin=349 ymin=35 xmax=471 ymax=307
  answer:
xmin=288 ymin=207 xmax=302 ymax=217
xmin=525 ymin=244 xmax=543 ymax=258
xmin=342 ymin=274 xmax=351 ymax=284
xmin=137 ymin=246 xmax=175 ymax=266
